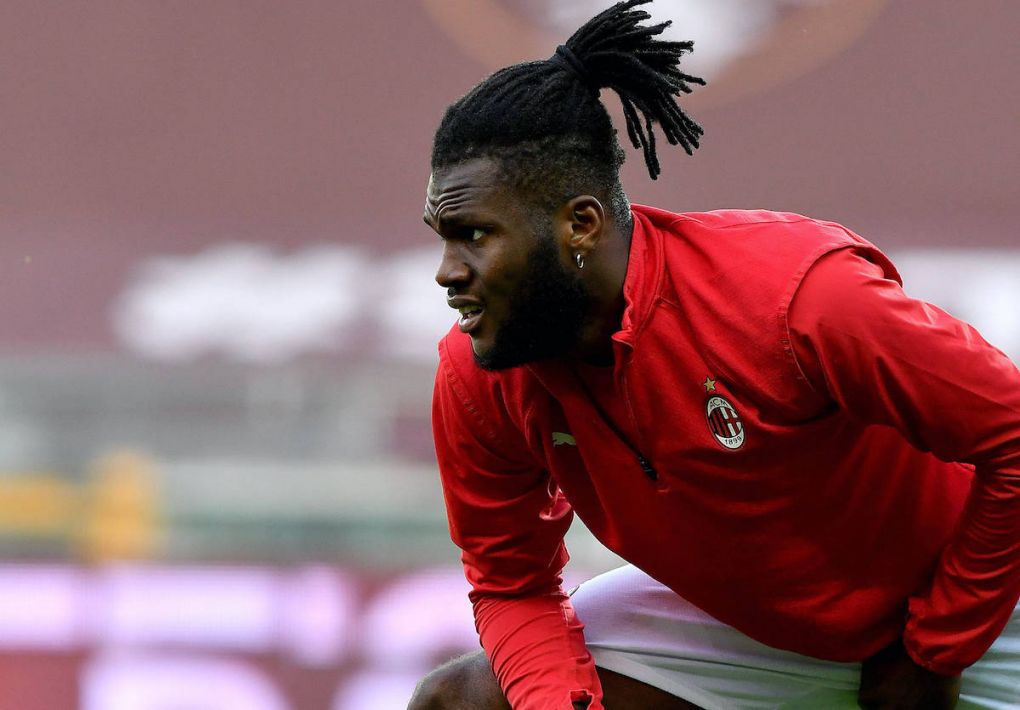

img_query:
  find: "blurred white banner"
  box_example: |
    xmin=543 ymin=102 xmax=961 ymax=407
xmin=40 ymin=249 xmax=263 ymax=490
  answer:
xmin=112 ymin=245 xmax=1020 ymax=364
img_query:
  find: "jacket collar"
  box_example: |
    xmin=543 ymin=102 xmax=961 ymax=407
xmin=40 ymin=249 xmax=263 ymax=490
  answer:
xmin=612 ymin=204 xmax=666 ymax=349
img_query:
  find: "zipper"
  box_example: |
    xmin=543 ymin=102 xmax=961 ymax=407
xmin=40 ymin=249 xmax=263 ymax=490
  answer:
xmin=636 ymin=455 xmax=658 ymax=481
xmin=572 ymin=368 xmax=658 ymax=482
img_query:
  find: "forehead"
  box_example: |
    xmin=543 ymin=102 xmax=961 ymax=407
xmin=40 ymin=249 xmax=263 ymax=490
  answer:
xmin=424 ymin=157 xmax=515 ymax=222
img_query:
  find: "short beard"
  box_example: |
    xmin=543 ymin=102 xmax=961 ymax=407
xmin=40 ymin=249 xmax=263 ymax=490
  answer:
xmin=474 ymin=230 xmax=589 ymax=371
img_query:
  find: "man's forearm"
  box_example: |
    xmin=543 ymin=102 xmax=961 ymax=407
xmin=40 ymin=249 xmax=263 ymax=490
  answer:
xmin=904 ymin=465 xmax=1020 ymax=675
xmin=473 ymin=591 xmax=604 ymax=710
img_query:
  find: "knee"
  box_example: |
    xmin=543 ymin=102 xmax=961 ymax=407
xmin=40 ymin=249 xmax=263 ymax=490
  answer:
xmin=407 ymin=651 xmax=502 ymax=710
xmin=407 ymin=664 xmax=453 ymax=710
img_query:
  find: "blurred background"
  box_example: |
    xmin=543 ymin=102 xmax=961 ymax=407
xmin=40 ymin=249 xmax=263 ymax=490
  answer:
xmin=0 ymin=1 xmax=1017 ymax=708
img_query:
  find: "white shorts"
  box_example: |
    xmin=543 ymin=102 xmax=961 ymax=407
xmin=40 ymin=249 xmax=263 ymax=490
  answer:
xmin=569 ymin=564 xmax=1020 ymax=710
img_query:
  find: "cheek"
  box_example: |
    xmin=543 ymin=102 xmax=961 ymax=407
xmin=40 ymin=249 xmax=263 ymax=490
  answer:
xmin=477 ymin=253 xmax=525 ymax=299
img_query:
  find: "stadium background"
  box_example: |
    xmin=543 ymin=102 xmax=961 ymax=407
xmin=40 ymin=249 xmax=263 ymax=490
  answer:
xmin=0 ymin=1 xmax=1017 ymax=708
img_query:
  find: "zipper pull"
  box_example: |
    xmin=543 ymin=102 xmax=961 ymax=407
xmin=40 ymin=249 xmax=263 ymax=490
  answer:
xmin=637 ymin=456 xmax=658 ymax=481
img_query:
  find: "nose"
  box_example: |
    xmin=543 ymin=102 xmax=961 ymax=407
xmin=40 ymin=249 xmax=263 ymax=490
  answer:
xmin=435 ymin=241 xmax=471 ymax=288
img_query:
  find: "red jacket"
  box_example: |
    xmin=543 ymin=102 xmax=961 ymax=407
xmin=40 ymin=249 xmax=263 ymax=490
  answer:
xmin=432 ymin=206 xmax=1020 ymax=710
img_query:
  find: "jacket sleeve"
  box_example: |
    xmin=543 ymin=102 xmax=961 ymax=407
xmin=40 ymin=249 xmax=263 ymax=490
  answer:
xmin=787 ymin=247 xmax=1020 ymax=675
xmin=433 ymin=340 xmax=603 ymax=709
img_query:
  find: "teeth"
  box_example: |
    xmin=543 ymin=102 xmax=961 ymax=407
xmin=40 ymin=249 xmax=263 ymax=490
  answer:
xmin=458 ymin=306 xmax=482 ymax=317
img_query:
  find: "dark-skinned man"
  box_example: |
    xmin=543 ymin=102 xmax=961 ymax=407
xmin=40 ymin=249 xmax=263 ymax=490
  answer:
xmin=409 ymin=2 xmax=1020 ymax=708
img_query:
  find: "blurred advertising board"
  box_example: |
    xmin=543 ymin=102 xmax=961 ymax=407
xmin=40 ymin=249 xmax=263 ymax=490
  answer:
xmin=0 ymin=564 xmax=487 ymax=710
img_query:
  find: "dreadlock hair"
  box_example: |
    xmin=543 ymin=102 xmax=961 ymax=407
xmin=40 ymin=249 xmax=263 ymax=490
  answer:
xmin=431 ymin=0 xmax=705 ymax=227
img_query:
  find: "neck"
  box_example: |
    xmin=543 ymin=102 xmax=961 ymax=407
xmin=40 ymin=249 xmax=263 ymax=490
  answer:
xmin=571 ymin=214 xmax=633 ymax=364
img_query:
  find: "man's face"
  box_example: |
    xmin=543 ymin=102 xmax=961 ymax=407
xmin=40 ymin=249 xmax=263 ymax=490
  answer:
xmin=424 ymin=158 xmax=589 ymax=370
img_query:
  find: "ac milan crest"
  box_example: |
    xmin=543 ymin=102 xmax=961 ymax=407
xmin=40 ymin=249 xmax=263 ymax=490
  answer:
xmin=705 ymin=395 xmax=745 ymax=450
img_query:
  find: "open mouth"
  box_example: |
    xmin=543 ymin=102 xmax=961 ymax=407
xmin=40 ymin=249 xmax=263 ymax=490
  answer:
xmin=457 ymin=304 xmax=484 ymax=334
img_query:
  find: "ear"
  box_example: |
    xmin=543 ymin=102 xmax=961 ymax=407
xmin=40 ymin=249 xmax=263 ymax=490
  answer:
xmin=555 ymin=195 xmax=605 ymax=256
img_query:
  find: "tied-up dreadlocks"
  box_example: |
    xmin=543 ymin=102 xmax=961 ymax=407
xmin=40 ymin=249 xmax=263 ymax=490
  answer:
xmin=557 ymin=0 xmax=705 ymax=178
xmin=431 ymin=0 xmax=705 ymax=214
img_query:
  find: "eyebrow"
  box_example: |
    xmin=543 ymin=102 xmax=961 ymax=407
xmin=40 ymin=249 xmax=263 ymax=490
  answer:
xmin=425 ymin=211 xmax=485 ymax=230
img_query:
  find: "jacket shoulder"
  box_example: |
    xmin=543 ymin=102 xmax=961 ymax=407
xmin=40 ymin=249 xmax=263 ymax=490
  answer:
xmin=642 ymin=206 xmax=870 ymax=244
xmin=631 ymin=206 xmax=902 ymax=414
xmin=634 ymin=205 xmax=900 ymax=285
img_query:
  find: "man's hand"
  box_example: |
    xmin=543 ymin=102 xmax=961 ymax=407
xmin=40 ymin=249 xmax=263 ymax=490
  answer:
xmin=858 ymin=639 xmax=961 ymax=709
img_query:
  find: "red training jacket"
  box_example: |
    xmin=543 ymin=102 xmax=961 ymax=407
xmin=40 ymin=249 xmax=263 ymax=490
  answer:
xmin=432 ymin=206 xmax=1020 ymax=710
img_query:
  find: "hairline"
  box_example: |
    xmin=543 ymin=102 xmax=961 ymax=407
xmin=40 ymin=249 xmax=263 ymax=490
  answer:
xmin=433 ymin=151 xmax=631 ymax=229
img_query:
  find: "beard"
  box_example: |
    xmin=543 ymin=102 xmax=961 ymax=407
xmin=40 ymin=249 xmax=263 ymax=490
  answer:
xmin=474 ymin=231 xmax=589 ymax=371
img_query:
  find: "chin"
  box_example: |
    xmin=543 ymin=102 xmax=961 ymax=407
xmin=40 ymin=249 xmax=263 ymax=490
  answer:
xmin=470 ymin=338 xmax=513 ymax=371
xmin=471 ymin=319 xmax=577 ymax=371
xmin=471 ymin=344 xmax=506 ymax=371
xmin=472 ymin=340 xmax=552 ymax=372
xmin=470 ymin=336 xmax=490 ymax=359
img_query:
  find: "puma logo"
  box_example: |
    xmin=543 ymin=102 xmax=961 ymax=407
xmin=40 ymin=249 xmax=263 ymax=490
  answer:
xmin=552 ymin=432 xmax=576 ymax=447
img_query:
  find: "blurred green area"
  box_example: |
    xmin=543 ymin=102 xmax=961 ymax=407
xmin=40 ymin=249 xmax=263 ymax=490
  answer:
xmin=0 ymin=354 xmax=453 ymax=569
xmin=0 ymin=352 xmax=627 ymax=581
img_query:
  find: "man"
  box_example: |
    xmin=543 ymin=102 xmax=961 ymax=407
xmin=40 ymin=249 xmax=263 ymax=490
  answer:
xmin=409 ymin=2 xmax=1020 ymax=708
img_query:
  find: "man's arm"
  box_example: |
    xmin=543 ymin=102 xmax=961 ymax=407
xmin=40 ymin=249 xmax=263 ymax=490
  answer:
xmin=433 ymin=339 xmax=603 ymax=710
xmin=788 ymin=247 xmax=1020 ymax=704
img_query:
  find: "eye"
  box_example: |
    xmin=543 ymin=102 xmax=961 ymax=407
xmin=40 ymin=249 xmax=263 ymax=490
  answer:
xmin=454 ymin=226 xmax=489 ymax=243
xmin=442 ymin=225 xmax=493 ymax=244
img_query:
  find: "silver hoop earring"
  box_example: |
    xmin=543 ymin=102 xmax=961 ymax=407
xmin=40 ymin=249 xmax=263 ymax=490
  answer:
xmin=575 ymin=252 xmax=585 ymax=269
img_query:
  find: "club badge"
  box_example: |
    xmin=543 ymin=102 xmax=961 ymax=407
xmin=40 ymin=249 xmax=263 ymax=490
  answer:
xmin=705 ymin=394 xmax=745 ymax=450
